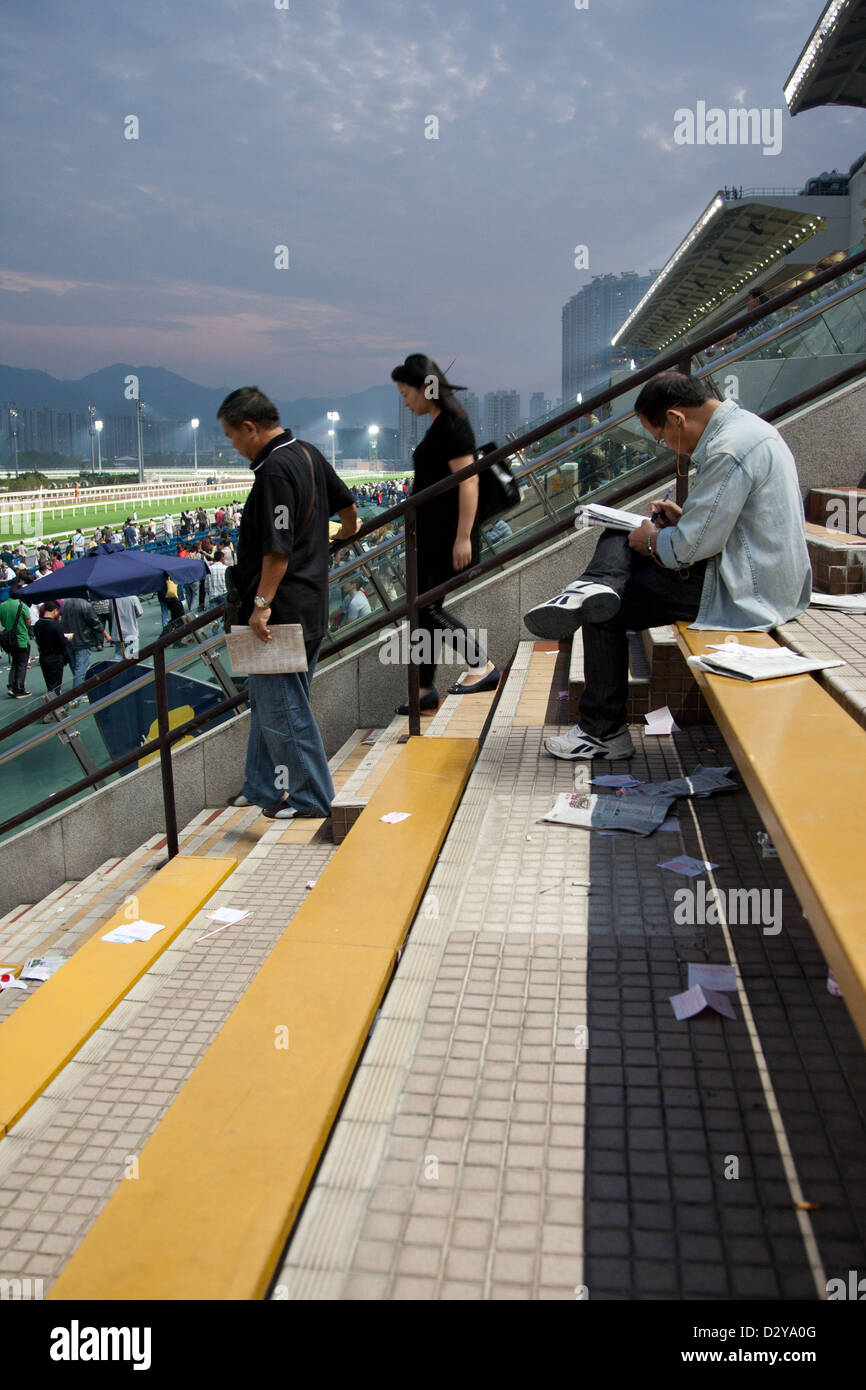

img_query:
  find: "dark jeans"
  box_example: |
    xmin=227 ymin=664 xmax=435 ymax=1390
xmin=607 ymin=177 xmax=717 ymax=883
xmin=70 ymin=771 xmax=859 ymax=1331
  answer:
xmin=241 ymin=640 xmax=333 ymax=816
xmin=7 ymin=644 xmax=28 ymax=693
xmin=578 ymin=529 xmax=706 ymax=739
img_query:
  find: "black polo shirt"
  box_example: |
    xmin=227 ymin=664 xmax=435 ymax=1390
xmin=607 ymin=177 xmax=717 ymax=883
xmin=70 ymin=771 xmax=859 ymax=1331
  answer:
xmin=234 ymin=430 xmax=353 ymax=646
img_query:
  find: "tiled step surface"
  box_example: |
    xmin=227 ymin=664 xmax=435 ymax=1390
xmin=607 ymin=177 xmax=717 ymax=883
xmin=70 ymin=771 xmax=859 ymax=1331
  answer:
xmin=331 ymin=691 xmax=498 ymax=844
xmin=776 ymin=607 xmax=866 ymax=732
xmin=0 ymin=809 xmax=268 ymax=1020
xmin=272 ymin=638 xmax=866 ymax=1301
xmin=0 ymin=839 xmax=339 ymax=1291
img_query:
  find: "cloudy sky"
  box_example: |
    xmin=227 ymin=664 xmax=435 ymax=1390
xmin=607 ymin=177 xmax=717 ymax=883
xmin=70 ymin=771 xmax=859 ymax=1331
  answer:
xmin=1 ymin=0 xmax=862 ymax=406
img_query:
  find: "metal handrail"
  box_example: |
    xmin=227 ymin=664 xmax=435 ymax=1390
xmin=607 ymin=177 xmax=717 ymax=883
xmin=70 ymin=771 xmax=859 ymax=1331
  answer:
xmin=0 ymin=627 xmax=228 ymax=764
xmin=2 ymin=247 xmax=865 ymax=850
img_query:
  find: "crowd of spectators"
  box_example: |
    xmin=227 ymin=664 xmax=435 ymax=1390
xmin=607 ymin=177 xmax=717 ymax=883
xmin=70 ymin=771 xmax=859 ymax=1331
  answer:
xmin=348 ymin=479 xmax=410 ymax=508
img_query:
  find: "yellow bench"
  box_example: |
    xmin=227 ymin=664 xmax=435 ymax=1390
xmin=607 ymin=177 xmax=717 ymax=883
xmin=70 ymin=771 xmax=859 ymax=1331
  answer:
xmin=0 ymin=855 xmax=235 ymax=1140
xmin=675 ymin=623 xmax=866 ymax=1049
xmin=49 ymin=735 xmax=477 ymax=1301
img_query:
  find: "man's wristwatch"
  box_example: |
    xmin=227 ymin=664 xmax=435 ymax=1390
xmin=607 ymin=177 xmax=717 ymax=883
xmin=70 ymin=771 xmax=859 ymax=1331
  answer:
xmin=253 ymin=595 xmax=271 ymax=609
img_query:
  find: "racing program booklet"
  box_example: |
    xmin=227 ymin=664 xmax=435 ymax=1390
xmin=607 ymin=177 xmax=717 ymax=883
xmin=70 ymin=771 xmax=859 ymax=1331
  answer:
xmin=226 ymin=624 xmax=308 ymax=675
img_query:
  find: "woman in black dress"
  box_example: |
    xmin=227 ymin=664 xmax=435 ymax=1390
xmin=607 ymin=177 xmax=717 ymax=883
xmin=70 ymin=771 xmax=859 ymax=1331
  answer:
xmin=391 ymin=354 xmax=500 ymax=712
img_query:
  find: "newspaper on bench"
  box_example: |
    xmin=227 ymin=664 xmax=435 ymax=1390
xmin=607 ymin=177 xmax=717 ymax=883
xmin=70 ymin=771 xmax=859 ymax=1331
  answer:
xmin=687 ymin=644 xmax=843 ymax=682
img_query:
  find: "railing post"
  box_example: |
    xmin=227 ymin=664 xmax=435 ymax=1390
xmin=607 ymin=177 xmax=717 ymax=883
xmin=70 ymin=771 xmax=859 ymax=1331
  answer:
xmin=676 ymin=352 xmax=692 ymax=506
xmin=404 ymin=507 xmax=421 ymax=737
xmin=153 ymin=646 xmax=180 ymax=858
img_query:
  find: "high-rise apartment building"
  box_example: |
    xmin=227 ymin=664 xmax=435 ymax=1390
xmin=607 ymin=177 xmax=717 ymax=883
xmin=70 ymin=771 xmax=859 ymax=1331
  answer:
xmin=462 ymin=392 xmax=481 ymax=441
xmin=562 ymin=271 xmax=658 ymax=404
xmin=398 ymin=401 xmax=425 ymax=466
xmin=529 ymin=392 xmax=551 ymax=422
xmin=483 ymin=390 xmax=521 ymax=442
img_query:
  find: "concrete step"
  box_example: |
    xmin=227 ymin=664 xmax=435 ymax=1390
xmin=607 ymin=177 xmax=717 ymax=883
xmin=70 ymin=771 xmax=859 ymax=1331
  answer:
xmin=568 ymin=625 xmax=711 ymax=726
xmin=806 ymin=522 xmax=866 ymax=595
xmin=642 ymin=625 xmax=712 ymax=725
xmin=806 ymin=486 xmax=866 ymax=533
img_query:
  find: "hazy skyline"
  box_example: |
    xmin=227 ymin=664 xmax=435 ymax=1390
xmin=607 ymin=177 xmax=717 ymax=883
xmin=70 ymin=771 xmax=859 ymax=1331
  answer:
xmin=2 ymin=0 xmax=863 ymax=407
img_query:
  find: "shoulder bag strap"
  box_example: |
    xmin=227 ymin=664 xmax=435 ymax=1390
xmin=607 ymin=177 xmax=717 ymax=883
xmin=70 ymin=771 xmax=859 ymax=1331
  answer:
xmin=296 ymin=443 xmax=317 ymax=534
xmin=231 ymin=443 xmax=317 ymax=603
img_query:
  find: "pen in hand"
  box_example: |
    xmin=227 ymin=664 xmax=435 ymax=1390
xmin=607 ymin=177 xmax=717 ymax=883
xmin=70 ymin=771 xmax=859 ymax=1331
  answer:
xmin=651 ymin=486 xmax=674 ymax=527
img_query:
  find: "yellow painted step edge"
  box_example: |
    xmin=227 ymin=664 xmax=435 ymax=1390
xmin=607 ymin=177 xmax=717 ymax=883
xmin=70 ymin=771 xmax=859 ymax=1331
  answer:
xmin=0 ymin=855 xmax=236 ymax=1140
xmin=48 ymin=739 xmax=476 ymax=1300
xmin=48 ymin=940 xmax=394 ymax=1301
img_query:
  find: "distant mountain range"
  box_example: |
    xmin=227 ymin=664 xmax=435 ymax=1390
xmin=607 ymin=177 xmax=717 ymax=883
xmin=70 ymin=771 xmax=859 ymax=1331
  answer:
xmin=0 ymin=363 xmax=399 ymax=433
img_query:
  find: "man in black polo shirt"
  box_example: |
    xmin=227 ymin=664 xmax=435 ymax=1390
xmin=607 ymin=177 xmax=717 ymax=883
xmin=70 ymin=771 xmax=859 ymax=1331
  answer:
xmin=218 ymin=386 xmax=359 ymax=819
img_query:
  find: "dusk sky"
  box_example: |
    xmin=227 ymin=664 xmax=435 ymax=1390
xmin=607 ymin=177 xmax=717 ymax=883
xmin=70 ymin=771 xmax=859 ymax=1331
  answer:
xmin=2 ymin=0 xmax=863 ymax=407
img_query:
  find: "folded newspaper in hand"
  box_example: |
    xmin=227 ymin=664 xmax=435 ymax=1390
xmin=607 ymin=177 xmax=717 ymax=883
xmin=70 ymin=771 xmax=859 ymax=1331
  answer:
xmin=687 ymin=644 xmax=844 ymax=682
xmin=575 ymin=502 xmax=647 ymax=531
xmin=225 ymin=624 xmax=308 ymax=675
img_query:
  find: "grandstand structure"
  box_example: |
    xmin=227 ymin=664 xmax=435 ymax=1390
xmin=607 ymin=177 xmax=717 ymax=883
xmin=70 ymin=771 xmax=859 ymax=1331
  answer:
xmin=1 ymin=241 xmax=865 ymax=1304
xmin=2 ymin=3 xmax=866 ymax=1308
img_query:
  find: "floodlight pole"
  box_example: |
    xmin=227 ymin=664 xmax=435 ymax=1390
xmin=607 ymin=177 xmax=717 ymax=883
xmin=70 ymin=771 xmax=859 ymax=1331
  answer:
xmin=136 ymin=399 xmax=145 ymax=485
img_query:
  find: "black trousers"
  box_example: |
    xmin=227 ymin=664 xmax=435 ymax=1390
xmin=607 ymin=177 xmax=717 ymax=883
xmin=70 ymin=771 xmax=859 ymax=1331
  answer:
xmin=40 ymin=656 xmax=65 ymax=696
xmin=416 ymin=537 xmax=485 ymax=689
xmin=7 ymin=645 xmax=29 ymax=694
xmin=417 ymin=601 xmax=488 ymax=688
xmin=578 ymin=529 xmax=706 ymax=739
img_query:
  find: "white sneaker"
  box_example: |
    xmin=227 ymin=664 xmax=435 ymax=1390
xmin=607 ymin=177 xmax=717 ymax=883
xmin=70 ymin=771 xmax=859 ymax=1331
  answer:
xmin=523 ymin=580 xmax=620 ymax=639
xmin=544 ymin=724 xmax=635 ymax=760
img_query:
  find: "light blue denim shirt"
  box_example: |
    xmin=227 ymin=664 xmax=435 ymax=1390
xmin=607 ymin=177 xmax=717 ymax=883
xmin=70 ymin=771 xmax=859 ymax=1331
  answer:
xmin=654 ymin=399 xmax=811 ymax=631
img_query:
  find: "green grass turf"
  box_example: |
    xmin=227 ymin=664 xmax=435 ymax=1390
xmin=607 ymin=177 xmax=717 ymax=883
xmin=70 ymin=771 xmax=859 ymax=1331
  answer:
xmin=0 ymin=485 xmax=250 ymax=546
xmin=0 ymin=471 xmax=408 ymax=546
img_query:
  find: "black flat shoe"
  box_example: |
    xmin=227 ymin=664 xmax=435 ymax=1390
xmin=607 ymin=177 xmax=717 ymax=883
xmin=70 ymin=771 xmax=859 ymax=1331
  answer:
xmin=447 ymin=666 xmax=501 ymax=695
xmin=395 ymin=688 xmax=439 ymax=715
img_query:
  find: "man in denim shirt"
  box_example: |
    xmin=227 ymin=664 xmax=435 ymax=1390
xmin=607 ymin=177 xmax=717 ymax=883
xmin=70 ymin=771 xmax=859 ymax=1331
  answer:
xmin=525 ymin=373 xmax=810 ymax=760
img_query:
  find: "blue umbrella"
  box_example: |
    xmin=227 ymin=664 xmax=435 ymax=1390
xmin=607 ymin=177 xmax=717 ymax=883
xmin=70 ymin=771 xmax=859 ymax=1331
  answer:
xmin=15 ymin=549 xmax=207 ymax=601
xmin=15 ymin=551 xmax=210 ymax=661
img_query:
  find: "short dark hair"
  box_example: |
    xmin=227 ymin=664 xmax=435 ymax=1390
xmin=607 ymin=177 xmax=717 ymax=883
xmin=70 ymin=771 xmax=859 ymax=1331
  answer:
xmin=217 ymin=386 xmax=280 ymax=428
xmin=43 ymin=599 xmax=60 ymax=613
xmin=633 ymin=373 xmax=714 ymax=427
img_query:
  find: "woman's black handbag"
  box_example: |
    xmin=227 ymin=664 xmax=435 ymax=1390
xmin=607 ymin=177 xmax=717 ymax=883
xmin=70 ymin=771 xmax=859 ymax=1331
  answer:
xmin=475 ymin=441 xmax=521 ymax=524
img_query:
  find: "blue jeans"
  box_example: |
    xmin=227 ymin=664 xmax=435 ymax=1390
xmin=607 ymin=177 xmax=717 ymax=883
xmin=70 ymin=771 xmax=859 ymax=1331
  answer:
xmin=241 ymin=645 xmax=333 ymax=815
xmin=69 ymin=646 xmax=92 ymax=693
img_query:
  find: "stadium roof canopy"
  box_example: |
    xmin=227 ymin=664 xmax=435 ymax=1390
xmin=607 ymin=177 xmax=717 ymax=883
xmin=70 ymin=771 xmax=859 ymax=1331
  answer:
xmin=785 ymin=0 xmax=866 ymax=115
xmin=611 ymin=194 xmax=826 ymax=352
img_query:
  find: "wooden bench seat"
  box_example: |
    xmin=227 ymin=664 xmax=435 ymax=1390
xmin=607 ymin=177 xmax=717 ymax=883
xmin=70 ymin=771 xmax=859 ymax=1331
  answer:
xmin=675 ymin=622 xmax=866 ymax=1050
